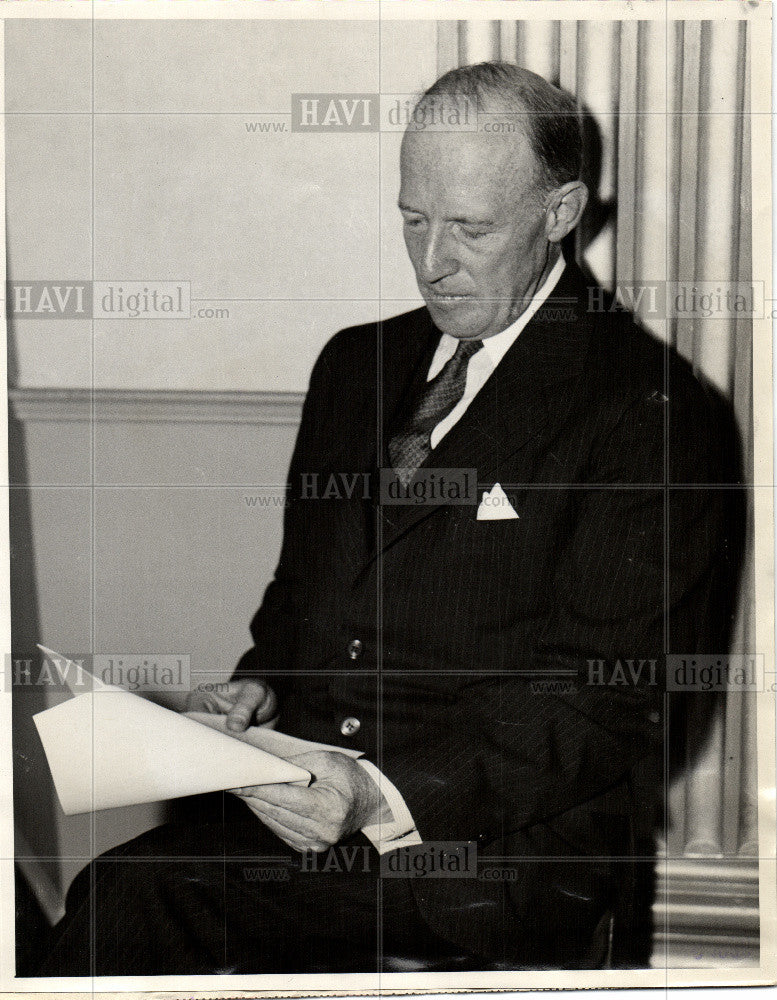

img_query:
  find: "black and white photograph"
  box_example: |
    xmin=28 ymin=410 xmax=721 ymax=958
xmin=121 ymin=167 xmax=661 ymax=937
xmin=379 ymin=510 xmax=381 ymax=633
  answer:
xmin=1 ymin=1 xmax=774 ymax=993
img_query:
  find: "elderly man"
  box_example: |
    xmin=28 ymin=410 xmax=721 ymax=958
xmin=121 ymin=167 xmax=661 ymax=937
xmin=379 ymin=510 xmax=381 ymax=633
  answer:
xmin=42 ymin=62 xmax=730 ymax=975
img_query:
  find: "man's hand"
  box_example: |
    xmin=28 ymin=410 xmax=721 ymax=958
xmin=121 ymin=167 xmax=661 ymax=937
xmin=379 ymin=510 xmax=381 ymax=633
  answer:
xmin=185 ymin=679 xmax=278 ymax=732
xmin=232 ymin=751 xmax=392 ymax=853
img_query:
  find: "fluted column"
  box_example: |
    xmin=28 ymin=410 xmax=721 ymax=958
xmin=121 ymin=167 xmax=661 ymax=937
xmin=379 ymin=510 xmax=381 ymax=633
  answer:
xmin=738 ymin=688 xmax=759 ymax=855
xmin=515 ymin=21 xmax=560 ymax=83
xmin=684 ymin=697 xmax=726 ymax=855
xmin=693 ymin=20 xmax=748 ymax=394
xmin=633 ymin=20 xmax=672 ymax=340
xmin=616 ymin=20 xmax=639 ymax=291
xmin=458 ymin=21 xmax=500 ymax=65
xmin=674 ymin=19 xmax=703 ymax=363
xmin=575 ymin=20 xmax=619 ymax=288
xmin=438 ymin=15 xmax=758 ymax=861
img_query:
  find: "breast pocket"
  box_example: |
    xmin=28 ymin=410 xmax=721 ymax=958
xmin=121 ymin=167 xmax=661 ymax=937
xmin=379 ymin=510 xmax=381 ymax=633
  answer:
xmin=452 ymin=493 xmax=565 ymax=615
xmin=475 ymin=483 xmax=523 ymax=522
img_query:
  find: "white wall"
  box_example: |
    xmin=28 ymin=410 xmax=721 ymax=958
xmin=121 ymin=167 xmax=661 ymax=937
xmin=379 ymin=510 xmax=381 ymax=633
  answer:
xmin=6 ymin=16 xmax=438 ymax=905
xmin=6 ymin=18 xmax=437 ymax=391
xmin=11 ymin=397 xmax=303 ymax=903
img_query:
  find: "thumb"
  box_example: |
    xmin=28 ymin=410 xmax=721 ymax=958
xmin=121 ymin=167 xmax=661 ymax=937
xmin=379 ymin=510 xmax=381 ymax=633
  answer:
xmin=225 ymin=681 xmax=268 ymax=733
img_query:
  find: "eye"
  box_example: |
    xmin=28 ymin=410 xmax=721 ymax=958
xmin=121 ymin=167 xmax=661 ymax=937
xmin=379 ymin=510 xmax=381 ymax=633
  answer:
xmin=457 ymin=224 xmax=488 ymax=241
xmin=402 ymin=215 xmax=425 ymax=229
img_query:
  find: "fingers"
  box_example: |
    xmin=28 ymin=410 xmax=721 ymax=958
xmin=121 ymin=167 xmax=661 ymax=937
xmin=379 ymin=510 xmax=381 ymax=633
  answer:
xmin=206 ymin=691 xmax=241 ymax=713
xmin=253 ymin=684 xmax=279 ymax=725
xmin=240 ymin=797 xmax=303 ymax=845
xmin=198 ymin=693 xmax=237 ymax=715
xmin=185 ymin=690 xmax=219 ymax=714
xmin=240 ymin=783 xmax=347 ymax=850
xmin=240 ymin=795 xmax=330 ymax=854
xmin=186 ymin=679 xmax=278 ymax=728
xmin=242 ymin=794 xmax=317 ymax=837
xmin=225 ymin=680 xmax=272 ymax=732
xmin=241 ymin=781 xmax=320 ymax=813
xmin=185 ymin=682 xmax=241 ymax=715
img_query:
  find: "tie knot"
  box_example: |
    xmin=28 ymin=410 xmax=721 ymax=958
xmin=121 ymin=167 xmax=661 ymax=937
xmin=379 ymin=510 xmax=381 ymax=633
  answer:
xmin=455 ymin=338 xmax=484 ymax=362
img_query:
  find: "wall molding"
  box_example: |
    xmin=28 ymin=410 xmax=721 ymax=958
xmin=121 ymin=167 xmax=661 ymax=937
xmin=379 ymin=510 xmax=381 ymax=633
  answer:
xmin=650 ymin=857 xmax=760 ymax=968
xmin=8 ymin=387 xmax=305 ymax=427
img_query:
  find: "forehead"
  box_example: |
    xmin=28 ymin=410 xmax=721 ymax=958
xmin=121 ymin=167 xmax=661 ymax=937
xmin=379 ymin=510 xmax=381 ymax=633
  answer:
xmin=399 ymin=127 xmax=539 ymax=210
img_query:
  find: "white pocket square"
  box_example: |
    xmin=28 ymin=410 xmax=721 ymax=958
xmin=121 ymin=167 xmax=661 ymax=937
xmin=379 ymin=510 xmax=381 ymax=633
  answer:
xmin=476 ymin=483 xmax=519 ymax=521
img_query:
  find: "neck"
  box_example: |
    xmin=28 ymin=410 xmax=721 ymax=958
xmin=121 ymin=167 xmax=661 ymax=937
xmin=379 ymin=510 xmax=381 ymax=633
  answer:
xmin=504 ymin=243 xmax=562 ymax=328
xmin=535 ymin=243 xmax=562 ymax=291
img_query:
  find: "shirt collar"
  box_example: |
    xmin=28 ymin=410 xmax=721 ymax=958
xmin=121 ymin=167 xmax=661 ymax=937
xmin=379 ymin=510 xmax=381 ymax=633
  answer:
xmin=431 ymin=254 xmax=567 ymax=376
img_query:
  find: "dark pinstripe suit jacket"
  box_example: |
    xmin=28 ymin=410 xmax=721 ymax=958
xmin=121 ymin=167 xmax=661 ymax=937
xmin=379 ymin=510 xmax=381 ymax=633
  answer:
xmin=235 ymin=263 xmax=733 ymax=966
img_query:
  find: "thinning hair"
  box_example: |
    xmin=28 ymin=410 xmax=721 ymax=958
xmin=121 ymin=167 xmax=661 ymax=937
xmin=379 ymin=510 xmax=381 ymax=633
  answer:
xmin=420 ymin=62 xmax=582 ymax=192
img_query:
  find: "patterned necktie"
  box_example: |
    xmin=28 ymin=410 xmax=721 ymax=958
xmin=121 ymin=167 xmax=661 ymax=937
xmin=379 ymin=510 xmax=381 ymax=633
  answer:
xmin=389 ymin=338 xmax=484 ymax=486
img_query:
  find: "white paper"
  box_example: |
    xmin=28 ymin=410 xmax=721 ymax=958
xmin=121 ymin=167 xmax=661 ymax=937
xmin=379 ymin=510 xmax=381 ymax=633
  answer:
xmin=185 ymin=712 xmax=364 ymax=761
xmin=36 ymin=643 xmax=111 ymax=693
xmin=33 ymin=684 xmax=312 ymax=816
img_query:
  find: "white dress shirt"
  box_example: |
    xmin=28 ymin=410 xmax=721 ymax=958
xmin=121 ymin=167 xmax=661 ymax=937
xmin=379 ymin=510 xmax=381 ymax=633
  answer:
xmin=428 ymin=255 xmax=566 ymax=449
xmin=358 ymin=255 xmax=566 ymax=852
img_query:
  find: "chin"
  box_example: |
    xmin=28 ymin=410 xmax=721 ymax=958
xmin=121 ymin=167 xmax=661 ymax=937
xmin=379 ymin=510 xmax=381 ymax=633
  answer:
xmin=425 ymin=301 xmax=490 ymax=340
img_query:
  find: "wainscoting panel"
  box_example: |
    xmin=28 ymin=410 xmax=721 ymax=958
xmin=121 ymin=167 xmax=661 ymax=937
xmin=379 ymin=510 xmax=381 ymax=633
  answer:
xmin=10 ymin=388 xmax=301 ymax=910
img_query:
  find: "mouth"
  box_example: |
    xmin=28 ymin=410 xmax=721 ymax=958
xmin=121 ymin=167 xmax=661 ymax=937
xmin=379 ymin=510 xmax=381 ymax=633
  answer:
xmin=424 ymin=291 xmax=474 ymax=305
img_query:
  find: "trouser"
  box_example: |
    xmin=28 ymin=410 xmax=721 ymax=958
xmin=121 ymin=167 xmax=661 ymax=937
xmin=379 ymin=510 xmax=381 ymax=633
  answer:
xmin=38 ymin=793 xmax=461 ymax=977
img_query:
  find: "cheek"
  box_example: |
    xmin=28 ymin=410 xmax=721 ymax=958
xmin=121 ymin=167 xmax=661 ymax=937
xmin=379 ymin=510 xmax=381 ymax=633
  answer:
xmin=402 ymin=229 xmax=415 ymax=259
xmin=489 ymin=236 xmax=541 ymax=294
xmin=470 ymin=253 xmax=519 ymax=299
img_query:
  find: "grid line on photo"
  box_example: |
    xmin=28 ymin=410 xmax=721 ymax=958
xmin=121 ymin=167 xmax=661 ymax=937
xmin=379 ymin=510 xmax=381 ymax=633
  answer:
xmin=89 ymin=5 xmax=97 ymax=982
xmin=375 ymin=7 xmax=385 ymax=977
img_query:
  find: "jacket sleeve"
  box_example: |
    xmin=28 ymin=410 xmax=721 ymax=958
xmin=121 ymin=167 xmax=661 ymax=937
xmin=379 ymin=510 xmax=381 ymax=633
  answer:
xmin=232 ymin=339 xmax=337 ymax=686
xmin=376 ymin=383 xmax=735 ymax=843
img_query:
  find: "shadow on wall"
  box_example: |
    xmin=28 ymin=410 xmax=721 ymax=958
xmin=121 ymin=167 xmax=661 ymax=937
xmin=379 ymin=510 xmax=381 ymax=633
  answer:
xmin=556 ymin=102 xmax=614 ymax=279
xmin=568 ymin=105 xmax=749 ymax=965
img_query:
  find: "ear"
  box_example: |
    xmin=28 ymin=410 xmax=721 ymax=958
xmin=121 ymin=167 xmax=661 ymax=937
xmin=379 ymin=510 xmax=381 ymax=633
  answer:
xmin=544 ymin=180 xmax=589 ymax=243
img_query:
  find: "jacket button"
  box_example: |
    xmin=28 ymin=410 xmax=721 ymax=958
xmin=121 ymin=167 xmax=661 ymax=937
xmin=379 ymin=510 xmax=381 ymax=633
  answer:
xmin=340 ymin=717 xmax=361 ymax=737
xmin=347 ymin=639 xmax=363 ymax=660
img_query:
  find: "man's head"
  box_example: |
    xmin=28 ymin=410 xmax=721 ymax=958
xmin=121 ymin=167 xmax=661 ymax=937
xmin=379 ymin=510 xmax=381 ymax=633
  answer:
xmin=399 ymin=62 xmax=588 ymax=340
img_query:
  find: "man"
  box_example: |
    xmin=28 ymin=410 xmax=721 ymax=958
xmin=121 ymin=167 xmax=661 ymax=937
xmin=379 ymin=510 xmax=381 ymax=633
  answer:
xmin=41 ymin=63 xmax=732 ymax=975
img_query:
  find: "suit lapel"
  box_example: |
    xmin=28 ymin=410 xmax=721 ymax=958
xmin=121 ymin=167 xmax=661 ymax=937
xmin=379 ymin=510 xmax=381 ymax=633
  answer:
xmin=376 ymin=263 xmax=592 ymax=554
xmin=352 ymin=309 xmax=440 ymax=562
xmin=378 ymin=310 xmax=441 ymax=462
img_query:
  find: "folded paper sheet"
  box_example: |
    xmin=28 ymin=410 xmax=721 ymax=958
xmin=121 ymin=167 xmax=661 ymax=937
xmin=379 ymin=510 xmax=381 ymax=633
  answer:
xmin=185 ymin=712 xmax=363 ymax=762
xmin=34 ymin=685 xmax=312 ymax=815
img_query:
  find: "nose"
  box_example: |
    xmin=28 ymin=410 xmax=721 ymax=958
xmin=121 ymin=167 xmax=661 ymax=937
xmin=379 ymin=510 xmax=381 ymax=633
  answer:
xmin=417 ymin=226 xmax=459 ymax=284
